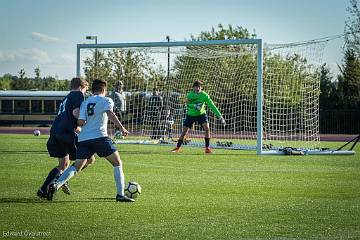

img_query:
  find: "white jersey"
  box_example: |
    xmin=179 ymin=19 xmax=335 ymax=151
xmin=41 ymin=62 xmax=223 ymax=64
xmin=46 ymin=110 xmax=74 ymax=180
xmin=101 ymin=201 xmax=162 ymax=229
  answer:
xmin=78 ymin=95 xmax=114 ymax=142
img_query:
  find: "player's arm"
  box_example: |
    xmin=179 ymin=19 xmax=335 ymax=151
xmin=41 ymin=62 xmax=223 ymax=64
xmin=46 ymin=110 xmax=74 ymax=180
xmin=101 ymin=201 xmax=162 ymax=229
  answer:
xmin=72 ymin=108 xmax=80 ymax=119
xmin=77 ymin=101 xmax=87 ymax=127
xmin=105 ymin=97 xmax=128 ymax=136
xmin=205 ymin=95 xmax=221 ymax=117
xmin=72 ymin=108 xmax=82 ymax=133
xmin=106 ymin=110 xmax=128 ymax=136
xmin=72 ymin=92 xmax=85 ymax=129
xmin=205 ymin=95 xmax=226 ymax=125
xmin=72 ymin=91 xmax=85 ymax=119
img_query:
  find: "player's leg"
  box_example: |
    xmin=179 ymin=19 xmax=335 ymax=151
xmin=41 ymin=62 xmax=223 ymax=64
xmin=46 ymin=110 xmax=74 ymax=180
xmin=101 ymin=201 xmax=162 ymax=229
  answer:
xmin=57 ymin=135 xmax=82 ymax=195
xmin=40 ymin=156 xmax=69 ymax=186
xmin=57 ymin=156 xmax=71 ymax=194
xmin=104 ymin=151 xmax=134 ymax=202
xmin=172 ymin=116 xmax=193 ymax=152
xmin=63 ymin=154 xmax=95 ymax=181
xmin=37 ymin=135 xmax=69 ymax=198
xmin=171 ymin=126 xmax=189 ymax=152
xmin=46 ymin=158 xmax=88 ymax=201
xmin=168 ymin=126 xmax=174 ymax=141
xmin=58 ymin=144 xmax=76 ymax=195
xmin=105 ymin=151 xmax=124 ymax=194
xmin=57 ymin=158 xmax=88 ymax=189
xmin=90 ymin=137 xmax=133 ymax=202
xmin=47 ymin=140 xmax=93 ymax=201
xmin=82 ymin=154 xmax=96 ymax=169
xmin=47 ymin=156 xmax=95 ymax=199
xmin=37 ymin=156 xmax=68 ymax=198
xmin=202 ymin=121 xmax=212 ymax=153
xmin=58 ymin=156 xmax=70 ymax=171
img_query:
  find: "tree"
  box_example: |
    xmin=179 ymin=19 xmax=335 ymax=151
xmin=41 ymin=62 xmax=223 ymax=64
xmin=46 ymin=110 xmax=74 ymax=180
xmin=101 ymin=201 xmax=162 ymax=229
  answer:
xmin=83 ymin=50 xmax=112 ymax=85
xmin=83 ymin=48 xmax=161 ymax=91
xmin=336 ymin=0 xmax=360 ymax=109
xmin=319 ymin=64 xmax=337 ymax=109
xmin=109 ymin=49 xmax=156 ymax=91
xmin=190 ymin=24 xmax=256 ymax=41
xmin=2 ymin=71 xmax=70 ymax=91
xmin=18 ymin=68 xmax=26 ymax=79
xmin=13 ymin=68 xmax=31 ymax=89
xmin=0 ymin=74 xmax=12 ymax=90
xmin=337 ymin=48 xmax=360 ymax=109
xmin=345 ymin=0 xmax=360 ymax=57
xmin=34 ymin=66 xmax=41 ymax=80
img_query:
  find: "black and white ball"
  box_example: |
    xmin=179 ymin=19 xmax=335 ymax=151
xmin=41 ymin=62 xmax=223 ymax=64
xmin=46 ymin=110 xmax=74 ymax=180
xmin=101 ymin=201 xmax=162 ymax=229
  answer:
xmin=124 ymin=181 xmax=141 ymax=199
xmin=33 ymin=129 xmax=41 ymax=136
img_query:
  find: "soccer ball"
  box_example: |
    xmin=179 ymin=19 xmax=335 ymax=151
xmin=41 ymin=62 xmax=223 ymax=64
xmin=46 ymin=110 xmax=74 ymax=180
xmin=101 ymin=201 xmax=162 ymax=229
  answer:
xmin=33 ymin=129 xmax=41 ymax=136
xmin=124 ymin=181 xmax=141 ymax=199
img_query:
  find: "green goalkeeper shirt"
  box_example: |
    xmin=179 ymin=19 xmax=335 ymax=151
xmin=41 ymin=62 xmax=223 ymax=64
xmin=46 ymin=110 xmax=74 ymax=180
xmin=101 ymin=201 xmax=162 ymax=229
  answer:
xmin=186 ymin=90 xmax=222 ymax=117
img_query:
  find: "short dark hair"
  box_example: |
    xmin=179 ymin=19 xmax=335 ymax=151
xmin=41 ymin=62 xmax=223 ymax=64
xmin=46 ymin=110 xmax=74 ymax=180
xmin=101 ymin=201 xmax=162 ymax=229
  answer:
xmin=92 ymin=79 xmax=107 ymax=93
xmin=70 ymin=77 xmax=88 ymax=90
xmin=193 ymin=80 xmax=202 ymax=87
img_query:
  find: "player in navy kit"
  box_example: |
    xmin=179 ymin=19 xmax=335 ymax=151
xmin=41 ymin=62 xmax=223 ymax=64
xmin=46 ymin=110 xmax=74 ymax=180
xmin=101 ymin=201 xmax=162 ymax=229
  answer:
xmin=47 ymin=79 xmax=134 ymax=202
xmin=37 ymin=77 xmax=94 ymax=199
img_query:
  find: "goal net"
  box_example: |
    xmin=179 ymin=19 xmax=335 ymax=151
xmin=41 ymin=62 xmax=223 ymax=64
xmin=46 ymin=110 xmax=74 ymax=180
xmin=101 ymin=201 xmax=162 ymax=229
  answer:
xmin=77 ymin=39 xmax=350 ymax=154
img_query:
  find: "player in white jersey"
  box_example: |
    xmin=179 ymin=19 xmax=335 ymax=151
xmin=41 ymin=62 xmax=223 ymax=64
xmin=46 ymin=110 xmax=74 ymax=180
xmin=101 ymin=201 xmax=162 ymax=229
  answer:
xmin=48 ymin=79 xmax=134 ymax=202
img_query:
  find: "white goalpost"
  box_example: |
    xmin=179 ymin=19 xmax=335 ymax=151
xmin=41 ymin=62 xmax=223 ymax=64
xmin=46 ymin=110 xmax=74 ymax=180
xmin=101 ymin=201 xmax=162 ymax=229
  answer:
xmin=76 ymin=39 xmax=355 ymax=155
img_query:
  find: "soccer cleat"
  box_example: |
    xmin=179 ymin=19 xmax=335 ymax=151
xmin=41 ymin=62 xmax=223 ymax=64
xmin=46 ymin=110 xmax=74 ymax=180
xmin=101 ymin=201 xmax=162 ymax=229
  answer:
xmin=37 ymin=189 xmax=48 ymax=199
xmin=61 ymin=182 xmax=71 ymax=195
xmin=116 ymin=194 xmax=135 ymax=202
xmin=205 ymin=147 xmax=213 ymax=154
xmin=47 ymin=184 xmax=57 ymax=201
xmin=171 ymin=147 xmax=181 ymax=153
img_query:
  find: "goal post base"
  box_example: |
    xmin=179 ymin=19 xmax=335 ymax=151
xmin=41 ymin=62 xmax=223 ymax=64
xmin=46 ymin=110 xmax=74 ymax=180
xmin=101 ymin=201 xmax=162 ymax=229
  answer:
xmin=260 ymin=149 xmax=355 ymax=155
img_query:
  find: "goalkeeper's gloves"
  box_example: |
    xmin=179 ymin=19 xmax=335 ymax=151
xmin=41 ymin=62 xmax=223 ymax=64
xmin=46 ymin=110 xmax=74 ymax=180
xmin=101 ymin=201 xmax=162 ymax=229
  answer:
xmin=219 ymin=116 xmax=226 ymax=126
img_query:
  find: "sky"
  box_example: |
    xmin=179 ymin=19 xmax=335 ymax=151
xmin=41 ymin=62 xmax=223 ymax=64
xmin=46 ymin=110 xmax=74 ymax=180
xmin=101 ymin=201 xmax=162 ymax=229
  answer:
xmin=0 ymin=0 xmax=350 ymax=79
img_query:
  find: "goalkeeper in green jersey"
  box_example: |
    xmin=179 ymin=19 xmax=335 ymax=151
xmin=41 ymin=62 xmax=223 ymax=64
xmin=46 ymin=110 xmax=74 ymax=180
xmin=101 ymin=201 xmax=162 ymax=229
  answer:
xmin=171 ymin=80 xmax=226 ymax=154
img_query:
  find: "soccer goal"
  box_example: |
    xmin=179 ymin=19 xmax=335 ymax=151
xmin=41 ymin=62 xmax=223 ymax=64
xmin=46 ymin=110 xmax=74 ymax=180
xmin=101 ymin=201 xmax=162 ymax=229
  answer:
xmin=76 ymin=39 xmax=354 ymax=155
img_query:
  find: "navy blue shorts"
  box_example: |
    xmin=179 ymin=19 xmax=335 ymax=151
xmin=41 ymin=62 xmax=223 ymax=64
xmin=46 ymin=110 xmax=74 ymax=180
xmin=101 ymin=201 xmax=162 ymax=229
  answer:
xmin=76 ymin=137 xmax=117 ymax=159
xmin=183 ymin=114 xmax=208 ymax=128
xmin=47 ymin=132 xmax=77 ymax=160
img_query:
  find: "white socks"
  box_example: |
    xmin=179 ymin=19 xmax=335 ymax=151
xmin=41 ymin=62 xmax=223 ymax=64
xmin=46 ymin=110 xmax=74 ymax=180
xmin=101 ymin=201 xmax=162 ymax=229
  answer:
xmin=113 ymin=165 xmax=125 ymax=196
xmin=55 ymin=165 xmax=77 ymax=190
xmin=54 ymin=165 xmax=125 ymax=196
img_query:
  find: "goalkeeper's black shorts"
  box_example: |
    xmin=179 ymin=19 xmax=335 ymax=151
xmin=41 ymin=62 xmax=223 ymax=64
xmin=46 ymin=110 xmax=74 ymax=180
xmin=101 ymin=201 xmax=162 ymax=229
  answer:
xmin=183 ymin=114 xmax=208 ymax=128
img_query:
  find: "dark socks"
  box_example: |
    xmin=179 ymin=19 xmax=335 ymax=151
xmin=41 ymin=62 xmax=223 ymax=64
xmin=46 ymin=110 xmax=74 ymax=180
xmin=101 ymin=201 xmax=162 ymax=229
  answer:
xmin=40 ymin=167 xmax=60 ymax=193
xmin=177 ymin=139 xmax=184 ymax=148
xmin=205 ymin=138 xmax=210 ymax=148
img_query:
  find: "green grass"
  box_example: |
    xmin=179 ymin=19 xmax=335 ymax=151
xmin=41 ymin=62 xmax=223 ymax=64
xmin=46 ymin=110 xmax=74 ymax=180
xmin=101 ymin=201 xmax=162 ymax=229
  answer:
xmin=0 ymin=133 xmax=359 ymax=239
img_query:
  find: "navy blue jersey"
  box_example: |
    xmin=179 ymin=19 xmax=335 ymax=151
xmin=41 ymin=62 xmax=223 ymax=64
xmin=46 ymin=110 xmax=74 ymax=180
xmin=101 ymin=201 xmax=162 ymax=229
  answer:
xmin=50 ymin=91 xmax=84 ymax=134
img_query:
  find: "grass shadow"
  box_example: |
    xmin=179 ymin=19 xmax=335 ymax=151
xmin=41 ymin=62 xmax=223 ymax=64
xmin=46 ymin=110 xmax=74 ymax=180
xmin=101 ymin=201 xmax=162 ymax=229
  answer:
xmin=0 ymin=197 xmax=49 ymax=204
xmin=0 ymin=150 xmax=48 ymax=154
xmin=0 ymin=197 xmax=117 ymax=204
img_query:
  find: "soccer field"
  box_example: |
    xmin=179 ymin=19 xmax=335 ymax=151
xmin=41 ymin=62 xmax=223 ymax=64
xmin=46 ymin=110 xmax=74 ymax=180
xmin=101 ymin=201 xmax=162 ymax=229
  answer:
xmin=0 ymin=134 xmax=359 ymax=239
